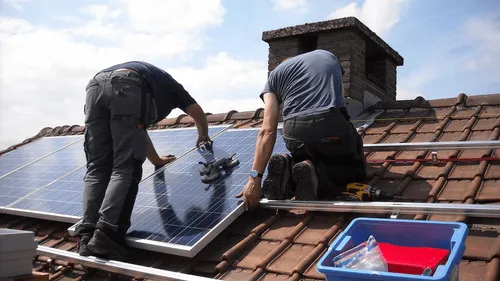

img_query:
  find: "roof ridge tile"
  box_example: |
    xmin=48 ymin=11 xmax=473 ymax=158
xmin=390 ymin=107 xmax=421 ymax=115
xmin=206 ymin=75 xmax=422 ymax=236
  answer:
xmin=466 ymin=93 xmax=500 ymax=107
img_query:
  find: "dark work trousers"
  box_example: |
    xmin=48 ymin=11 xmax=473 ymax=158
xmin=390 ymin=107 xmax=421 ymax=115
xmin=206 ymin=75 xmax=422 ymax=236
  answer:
xmin=282 ymin=108 xmax=367 ymax=199
xmin=75 ymin=69 xmax=156 ymax=243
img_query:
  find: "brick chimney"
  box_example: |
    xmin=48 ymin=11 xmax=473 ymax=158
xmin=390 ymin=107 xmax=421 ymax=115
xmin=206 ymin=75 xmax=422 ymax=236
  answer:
xmin=262 ymin=17 xmax=404 ymax=117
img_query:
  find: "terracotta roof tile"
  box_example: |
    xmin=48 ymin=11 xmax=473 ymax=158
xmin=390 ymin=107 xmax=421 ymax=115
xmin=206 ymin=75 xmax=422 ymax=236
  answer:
xmin=415 ymin=162 xmax=450 ymax=179
xmin=444 ymin=119 xmax=471 ymax=132
xmin=400 ymin=179 xmax=435 ymax=201
xmin=476 ymin=180 xmax=500 ymax=202
xmin=293 ymin=216 xmax=344 ymax=245
xmin=232 ymin=240 xmax=282 ymax=270
xmin=261 ymin=214 xmax=310 ymax=241
xmin=266 ymin=244 xmax=317 ymax=274
xmin=3 ymin=93 xmax=500 ymax=281
xmin=465 ymin=228 xmax=500 ymax=261
xmin=480 ymin=106 xmax=500 ymax=118
xmin=217 ymin=268 xmax=255 ymax=281
xmin=484 ymin=161 xmax=500 ymax=180
xmin=459 ymin=259 xmax=500 ymax=281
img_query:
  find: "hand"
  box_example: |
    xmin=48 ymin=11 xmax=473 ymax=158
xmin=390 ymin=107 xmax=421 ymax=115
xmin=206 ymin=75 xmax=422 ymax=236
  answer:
xmin=196 ymin=134 xmax=211 ymax=147
xmin=153 ymin=155 xmax=176 ymax=167
xmin=235 ymin=178 xmax=262 ymax=211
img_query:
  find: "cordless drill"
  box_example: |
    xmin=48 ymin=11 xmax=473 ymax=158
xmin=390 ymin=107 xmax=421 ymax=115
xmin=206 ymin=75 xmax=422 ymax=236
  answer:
xmin=339 ymin=182 xmax=398 ymax=202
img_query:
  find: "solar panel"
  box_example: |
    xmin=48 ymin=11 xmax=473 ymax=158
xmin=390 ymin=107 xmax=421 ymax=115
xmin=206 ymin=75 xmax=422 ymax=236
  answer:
xmin=0 ymin=138 xmax=86 ymax=207
xmin=0 ymin=136 xmax=81 ymax=178
xmin=5 ymin=166 xmax=86 ymax=222
xmin=123 ymin=127 xmax=289 ymax=257
xmin=143 ymin=125 xmax=230 ymax=180
xmin=5 ymin=125 xmax=230 ymax=221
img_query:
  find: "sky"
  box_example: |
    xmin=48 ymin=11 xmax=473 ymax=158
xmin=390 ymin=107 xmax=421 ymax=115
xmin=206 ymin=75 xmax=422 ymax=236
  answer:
xmin=0 ymin=0 xmax=499 ymax=150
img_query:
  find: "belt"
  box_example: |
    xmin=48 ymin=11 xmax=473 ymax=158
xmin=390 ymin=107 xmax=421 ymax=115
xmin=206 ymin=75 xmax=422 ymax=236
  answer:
xmin=291 ymin=107 xmax=348 ymax=121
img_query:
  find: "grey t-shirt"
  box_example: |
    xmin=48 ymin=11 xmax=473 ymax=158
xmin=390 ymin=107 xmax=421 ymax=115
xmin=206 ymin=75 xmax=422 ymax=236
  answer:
xmin=260 ymin=49 xmax=345 ymax=120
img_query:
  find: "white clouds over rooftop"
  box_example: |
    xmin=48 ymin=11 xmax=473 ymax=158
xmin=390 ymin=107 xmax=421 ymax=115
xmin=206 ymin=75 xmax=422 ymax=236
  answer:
xmin=271 ymin=0 xmax=308 ymax=12
xmin=328 ymin=0 xmax=409 ymax=37
xmin=0 ymin=0 xmax=267 ymax=149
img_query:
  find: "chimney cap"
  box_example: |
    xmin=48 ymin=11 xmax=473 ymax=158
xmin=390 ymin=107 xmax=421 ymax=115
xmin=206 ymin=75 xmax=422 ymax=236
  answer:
xmin=262 ymin=16 xmax=403 ymax=66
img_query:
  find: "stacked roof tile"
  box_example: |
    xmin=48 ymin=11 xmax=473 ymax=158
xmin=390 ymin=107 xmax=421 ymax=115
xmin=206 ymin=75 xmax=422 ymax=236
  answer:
xmin=1 ymin=93 xmax=500 ymax=281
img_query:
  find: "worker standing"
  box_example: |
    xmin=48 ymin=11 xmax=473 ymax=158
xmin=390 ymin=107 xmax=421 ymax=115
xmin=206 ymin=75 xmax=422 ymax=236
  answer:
xmin=75 ymin=61 xmax=211 ymax=261
xmin=237 ymin=49 xmax=366 ymax=211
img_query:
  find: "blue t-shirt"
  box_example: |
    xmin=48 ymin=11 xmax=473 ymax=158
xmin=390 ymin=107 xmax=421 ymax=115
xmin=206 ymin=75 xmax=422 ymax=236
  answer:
xmin=260 ymin=49 xmax=345 ymax=120
xmin=102 ymin=61 xmax=196 ymax=123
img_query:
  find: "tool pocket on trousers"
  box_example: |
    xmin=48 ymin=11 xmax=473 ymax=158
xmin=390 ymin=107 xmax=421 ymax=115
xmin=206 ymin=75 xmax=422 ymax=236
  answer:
xmin=109 ymin=80 xmax=143 ymax=120
xmin=283 ymin=135 xmax=311 ymax=158
xmin=121 ymin=117 xmax=148 ymax=163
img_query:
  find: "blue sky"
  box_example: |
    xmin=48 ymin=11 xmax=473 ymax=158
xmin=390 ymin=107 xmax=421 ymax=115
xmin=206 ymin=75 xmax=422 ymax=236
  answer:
xmin=1 ymin=0 xmax=499 ymax=149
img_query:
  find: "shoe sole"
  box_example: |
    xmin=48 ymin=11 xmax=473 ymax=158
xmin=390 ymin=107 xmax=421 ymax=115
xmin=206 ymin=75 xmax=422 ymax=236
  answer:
xmin=78 ymin=236 xmax=92 ymax=256
xmin=78 ymin=247 xmax=92 ymax=257
xmin=87 ymin=231 xmax=131 ymax=261
xmin=292 ymin=162 xmax=318 ymax=201
xmin=262 ymin=155 xmax=290 ymax=199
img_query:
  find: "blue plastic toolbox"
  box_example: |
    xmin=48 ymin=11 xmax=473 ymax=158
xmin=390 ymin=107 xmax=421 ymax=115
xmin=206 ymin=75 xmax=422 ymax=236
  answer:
xmin=317 ymin=218 xmax=468 ymax=281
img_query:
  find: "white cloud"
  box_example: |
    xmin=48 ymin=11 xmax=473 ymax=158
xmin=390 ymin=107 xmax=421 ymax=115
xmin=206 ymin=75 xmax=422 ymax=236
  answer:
xmin=397 ymin=66 xmax=441 ymax=100
xmin=396 ymin=13 xmax=500 ymax=101
xmin=2 ymin=0 xmax=29 ymax=11
xmin=328 ymin=0 xmax=409 ymax=37
xmin=463 ymin=15 xmax=500 ymax=82
xmin=271 ymin=0 xmax=308 ymax=12
xmin=0 ymin=0 xmax=267 ymax=150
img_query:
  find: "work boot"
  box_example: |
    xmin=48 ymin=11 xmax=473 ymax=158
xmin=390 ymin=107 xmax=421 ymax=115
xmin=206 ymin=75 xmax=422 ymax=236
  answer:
xmin=87 ymin=229 xmax=132 ymax=261
xmin=77 ymin=235 xmax=92 ymax=256
xmin=262 ymin=153 xmax=293 ymax=199
xmin=292 ymin=160 xmax=318 ymax=201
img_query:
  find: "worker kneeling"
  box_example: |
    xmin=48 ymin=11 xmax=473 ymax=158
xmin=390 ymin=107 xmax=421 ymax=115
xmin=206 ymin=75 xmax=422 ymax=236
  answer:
xmin=237 ymin=50 xmax=367 ymax=211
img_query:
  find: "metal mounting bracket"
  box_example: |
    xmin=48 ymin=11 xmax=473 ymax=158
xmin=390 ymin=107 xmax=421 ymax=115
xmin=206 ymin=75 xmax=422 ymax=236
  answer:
xmin=390 ymin=209 xmax=400 ymax=219
xmin=431 ymin=151 xmax=439 ymax=165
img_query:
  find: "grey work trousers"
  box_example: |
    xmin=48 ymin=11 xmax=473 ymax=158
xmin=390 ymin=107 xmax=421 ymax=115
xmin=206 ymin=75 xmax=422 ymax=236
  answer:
xmin=75 ymin=69 xmax=156 ymax=242
xmin=282 ymin=108 xmax=367 ymax=199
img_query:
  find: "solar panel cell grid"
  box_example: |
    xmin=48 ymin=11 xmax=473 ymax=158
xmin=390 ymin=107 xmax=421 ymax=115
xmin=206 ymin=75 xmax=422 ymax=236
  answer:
xmin=8 ymin=167 xmax=86 ymax=218
xmin=0 ymin=136 xmax=80 ymax=177
xmin=142 ymin=125 xmax=229 ymax=180
xmin=126 ymin=128 xmax=288 ymax=254
xmin=0 ymin=139 xmax=86 ymax=207
xmin=5 ymin=125 xmax=230 ymax=218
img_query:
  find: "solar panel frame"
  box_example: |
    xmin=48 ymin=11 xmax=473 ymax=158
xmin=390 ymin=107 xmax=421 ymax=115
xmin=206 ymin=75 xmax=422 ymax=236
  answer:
xmin=89 ymin=126 xmax=289 ymax=257
xmin=6 ymin=125 xmax=231 ymax=222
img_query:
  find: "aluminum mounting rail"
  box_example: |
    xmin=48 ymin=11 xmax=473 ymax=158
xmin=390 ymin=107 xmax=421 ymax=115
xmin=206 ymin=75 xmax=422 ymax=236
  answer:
xmin=363 ymin=140 xmax=500 ymax=152
xmin=259 ymin=199 xmax=500 ymax=218
xmin=36 ymin=245 xmax=216 ymax=281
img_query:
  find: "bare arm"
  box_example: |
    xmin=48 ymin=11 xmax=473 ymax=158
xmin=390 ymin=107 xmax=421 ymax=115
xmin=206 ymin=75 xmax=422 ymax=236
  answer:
xmin=250 ymin=92 xmax=280 ymax=183
xmin=184 ymin=103 xmax=209 ymax=143
xmin=146 ymin=133 xmax=162 ymax=165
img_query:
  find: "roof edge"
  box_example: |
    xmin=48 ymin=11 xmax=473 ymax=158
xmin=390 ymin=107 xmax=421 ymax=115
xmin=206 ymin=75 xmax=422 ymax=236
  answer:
xmin=2 ymin=93 xmax=500 ymax=157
